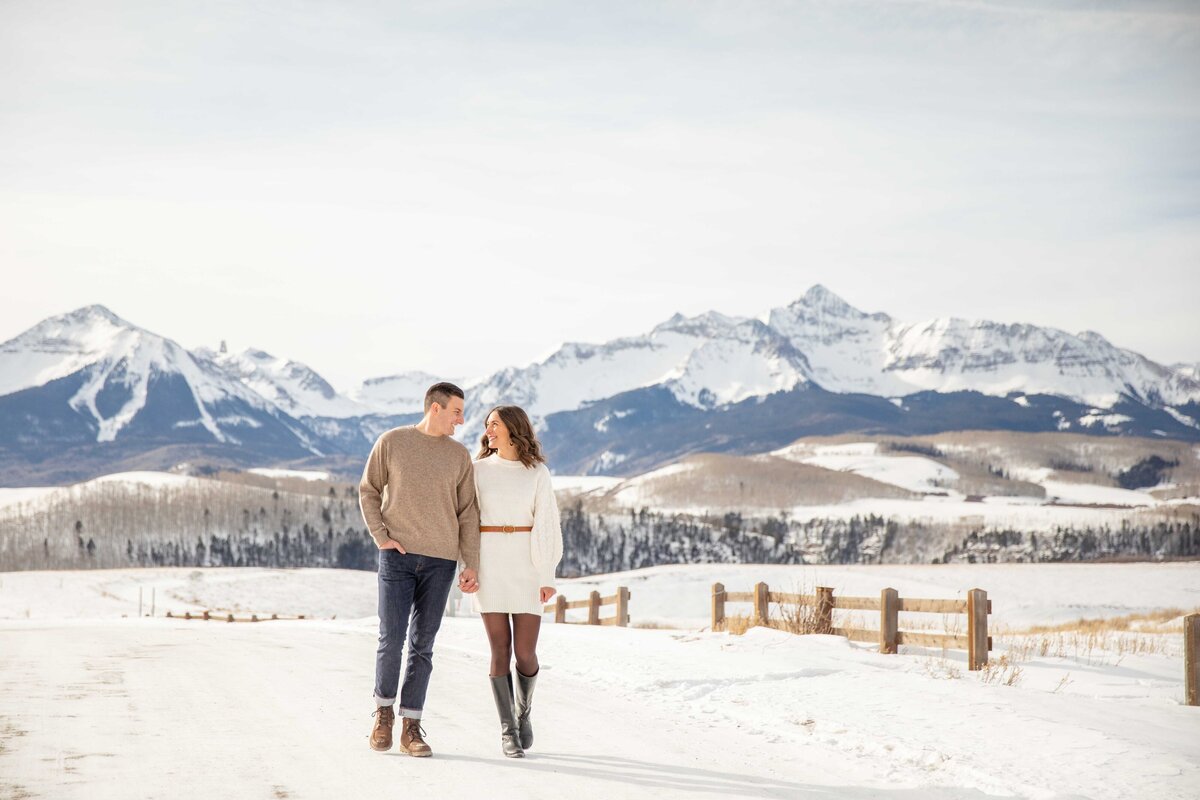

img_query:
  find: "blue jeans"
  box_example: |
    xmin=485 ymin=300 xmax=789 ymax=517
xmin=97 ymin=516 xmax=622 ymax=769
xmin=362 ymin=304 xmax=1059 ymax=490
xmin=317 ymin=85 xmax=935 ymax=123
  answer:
xmin=374 ymin=549 xmax=458 ymax=719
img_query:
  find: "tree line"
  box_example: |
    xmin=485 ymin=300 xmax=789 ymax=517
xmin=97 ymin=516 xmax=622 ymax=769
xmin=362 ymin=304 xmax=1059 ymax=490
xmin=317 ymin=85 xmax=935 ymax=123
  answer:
xmin=1 ymin=479 xmax=1195 ymax=573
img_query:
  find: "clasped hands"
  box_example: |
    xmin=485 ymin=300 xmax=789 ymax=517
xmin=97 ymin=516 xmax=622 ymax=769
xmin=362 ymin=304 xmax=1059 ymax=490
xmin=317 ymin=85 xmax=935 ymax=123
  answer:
xmin=380 ymin=538 xmax=551 ymax=602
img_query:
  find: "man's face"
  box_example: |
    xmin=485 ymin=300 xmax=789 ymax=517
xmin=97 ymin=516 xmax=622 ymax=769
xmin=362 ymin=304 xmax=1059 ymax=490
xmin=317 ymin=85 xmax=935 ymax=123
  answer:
xmin=432 ymin=397 xmax=465 ymax=436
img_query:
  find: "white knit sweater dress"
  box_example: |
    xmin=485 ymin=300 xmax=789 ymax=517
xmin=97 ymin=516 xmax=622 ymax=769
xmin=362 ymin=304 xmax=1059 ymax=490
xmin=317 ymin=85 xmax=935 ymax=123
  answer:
xmin=472 ymin=455 xmax=564 ymax=615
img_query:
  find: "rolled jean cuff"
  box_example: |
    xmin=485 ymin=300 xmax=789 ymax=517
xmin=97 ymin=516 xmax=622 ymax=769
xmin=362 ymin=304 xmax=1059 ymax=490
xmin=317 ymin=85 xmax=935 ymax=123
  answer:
xmin=399 ymin=707 xmax=423 ymax=720
xmin=374 ymin=694 xmax=395 ymax=708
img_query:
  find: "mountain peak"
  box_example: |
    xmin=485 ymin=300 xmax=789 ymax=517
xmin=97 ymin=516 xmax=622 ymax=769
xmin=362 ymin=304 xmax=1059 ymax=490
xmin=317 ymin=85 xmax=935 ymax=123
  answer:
xmin=63 ymin=304 xmax=132 ymax=328
xmin=797 ymin=284 xmax=853 ymax=312
xmin=779 ymin=285 xmax=889 ymax=325
xmin=652 ymin=309 xmax=745 ymax=337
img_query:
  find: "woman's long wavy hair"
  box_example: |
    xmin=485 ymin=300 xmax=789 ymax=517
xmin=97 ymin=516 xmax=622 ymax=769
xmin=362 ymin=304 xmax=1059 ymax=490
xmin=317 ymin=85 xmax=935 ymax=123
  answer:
xmin=476 ymin=405 xmax=546 ymax=468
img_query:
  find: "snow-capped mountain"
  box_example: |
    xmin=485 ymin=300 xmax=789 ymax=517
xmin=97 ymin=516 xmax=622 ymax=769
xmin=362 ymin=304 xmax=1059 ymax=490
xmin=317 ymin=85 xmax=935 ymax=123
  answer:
xmin=0 ymin=306 xmax=328 ymax=482
xmin=768 ymin=285 xmax=1200 ymax=408
xmin=351 ymin=371 xmax=448 ymax=415
xmin=442 ymin=285 xmax=1200 ymax=473
xmin=2 ymin=294 xmax=1197 ymax=483
xmin=197 ymin=345 xmax=371 ymax=419
xmin=766 ymin=285 xmax=900 ymax=396
xmin=466 ymin=310 xmax=812 ymax=434
xmin=459 ymin=285 xmax=1199 ymax=447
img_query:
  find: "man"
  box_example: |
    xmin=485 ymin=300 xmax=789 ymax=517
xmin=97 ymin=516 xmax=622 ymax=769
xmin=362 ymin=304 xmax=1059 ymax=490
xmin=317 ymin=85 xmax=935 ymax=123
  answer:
xmin=359 ymin=381 xmax=481 ymax=757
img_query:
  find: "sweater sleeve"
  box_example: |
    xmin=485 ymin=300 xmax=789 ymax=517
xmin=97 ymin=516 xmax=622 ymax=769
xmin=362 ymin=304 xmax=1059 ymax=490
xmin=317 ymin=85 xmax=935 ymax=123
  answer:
xmin=530 ymin=465 xmax=563 ymax=587
xmin=456 ymin=456 xmax=481 ymax=571
xmin=358 ymin=434 xmax=390 ymax=548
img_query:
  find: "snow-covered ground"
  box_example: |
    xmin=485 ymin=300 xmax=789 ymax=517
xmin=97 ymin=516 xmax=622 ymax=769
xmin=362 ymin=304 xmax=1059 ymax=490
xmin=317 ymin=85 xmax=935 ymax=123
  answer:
xmin=0 ymin=564 xmax=1197 ymax=799
xmin=246 ymin=467 xmax=333 ymax=481
xmin=771 ymin=441 xmax=961 ymax=494
xmin=0 ymin=471 xmax=207 ymax=519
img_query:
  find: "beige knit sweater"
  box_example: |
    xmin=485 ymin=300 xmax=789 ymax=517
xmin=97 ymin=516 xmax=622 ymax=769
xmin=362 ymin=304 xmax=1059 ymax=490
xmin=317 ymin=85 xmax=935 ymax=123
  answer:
xmin=358 ymin=426 xmax=481 ymax=570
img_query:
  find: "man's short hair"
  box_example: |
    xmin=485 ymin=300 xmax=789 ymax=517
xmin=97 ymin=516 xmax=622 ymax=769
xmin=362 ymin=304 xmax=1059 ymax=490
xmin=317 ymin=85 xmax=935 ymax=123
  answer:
xmin=424 ymin=381 xmax=465 ymax=412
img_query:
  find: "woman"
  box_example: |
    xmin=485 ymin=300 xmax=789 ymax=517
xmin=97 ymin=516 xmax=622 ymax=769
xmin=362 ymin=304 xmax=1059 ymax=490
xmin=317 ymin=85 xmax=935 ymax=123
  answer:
xmin=472 ymin=405 xmax=564 ymax=759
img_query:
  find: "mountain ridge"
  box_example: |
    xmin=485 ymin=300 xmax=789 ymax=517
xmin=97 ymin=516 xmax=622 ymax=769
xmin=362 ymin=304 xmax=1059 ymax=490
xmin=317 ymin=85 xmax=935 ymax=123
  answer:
xmin=2 ymin=291 xmax=1197 ymax=483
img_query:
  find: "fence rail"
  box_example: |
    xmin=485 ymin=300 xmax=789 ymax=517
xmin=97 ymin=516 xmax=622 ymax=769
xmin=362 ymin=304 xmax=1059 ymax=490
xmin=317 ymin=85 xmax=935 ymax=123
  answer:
xmin=165 ymin=610 xmax=307 ymax=622
xmin=712 ymin=582 xmax=992 ymax=670
xmin=544 ymin=587 xmax=630 ymax=627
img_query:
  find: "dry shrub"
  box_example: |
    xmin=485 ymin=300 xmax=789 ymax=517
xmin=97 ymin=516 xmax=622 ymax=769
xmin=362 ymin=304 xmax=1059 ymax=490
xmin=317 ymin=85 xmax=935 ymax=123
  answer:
xmin=1021 ymin=608 xmax=1192 ymax=635
xmin=921 ymin=657 xmax=963 ymax=680
xmin=720 ymin=614 xmax=755 ymax=635
xmin=776 ymin=588 xmax=831 ymax=635
xmin=1003 ymin=629 xmax=1178 ymax=663
xmin=995 ymin=608 xmax=1193 ymax=668
xmin=716 ymin=582 xmax=831 ymax=636
xmin=630 ymin=620 xmax=682 ymax=630
xmin=979 ymin=652 xmax=1023 ymax=686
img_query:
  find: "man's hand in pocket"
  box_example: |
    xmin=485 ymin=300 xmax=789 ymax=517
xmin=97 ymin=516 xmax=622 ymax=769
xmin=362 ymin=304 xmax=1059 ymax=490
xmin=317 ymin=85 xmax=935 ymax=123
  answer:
xmin=379 ymin=538 xmax=407 ymax=554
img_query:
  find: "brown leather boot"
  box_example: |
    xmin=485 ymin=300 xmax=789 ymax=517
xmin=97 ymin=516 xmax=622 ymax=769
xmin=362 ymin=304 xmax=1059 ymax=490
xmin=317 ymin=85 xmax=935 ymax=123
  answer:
xmin=370 ymin=706 xmax=395 ymax=751
xmin=399 ymin=717 xmax=432 ymax=757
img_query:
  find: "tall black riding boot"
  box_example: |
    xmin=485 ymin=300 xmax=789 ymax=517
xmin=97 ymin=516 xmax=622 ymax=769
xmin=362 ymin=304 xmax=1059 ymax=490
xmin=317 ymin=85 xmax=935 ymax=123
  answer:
xmin=489 ymin=673 xmax=525 ymax=758
xmin=514 ymin=668 xmax=538 ymax=750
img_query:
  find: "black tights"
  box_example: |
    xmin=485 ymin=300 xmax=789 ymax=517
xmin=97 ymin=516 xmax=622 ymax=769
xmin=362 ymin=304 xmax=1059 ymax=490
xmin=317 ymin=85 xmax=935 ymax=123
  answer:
xmin=481 ymin=612 xmax=541 ymax=677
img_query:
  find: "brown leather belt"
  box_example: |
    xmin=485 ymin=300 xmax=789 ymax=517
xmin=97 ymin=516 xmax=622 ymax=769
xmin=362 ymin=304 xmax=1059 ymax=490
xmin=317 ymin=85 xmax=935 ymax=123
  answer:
xmin=480 ymin=525 xmax=533 ymax=533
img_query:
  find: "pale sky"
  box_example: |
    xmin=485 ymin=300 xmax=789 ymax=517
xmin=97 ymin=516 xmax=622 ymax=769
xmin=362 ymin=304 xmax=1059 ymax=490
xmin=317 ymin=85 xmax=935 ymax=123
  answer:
xmin=2 ymin=0 xmax=1198 ymax=390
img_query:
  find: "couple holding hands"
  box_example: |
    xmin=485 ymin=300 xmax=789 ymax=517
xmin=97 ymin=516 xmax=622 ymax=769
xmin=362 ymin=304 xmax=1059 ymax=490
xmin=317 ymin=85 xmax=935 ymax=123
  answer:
xmin=358 ymin=382 xmax=563 ymax=760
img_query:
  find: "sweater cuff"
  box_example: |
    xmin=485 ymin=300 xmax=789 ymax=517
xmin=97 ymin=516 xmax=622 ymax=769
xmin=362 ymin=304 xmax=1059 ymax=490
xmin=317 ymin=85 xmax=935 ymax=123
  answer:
xmin=538 ymin=567 xmax=556 ymax=588
xmin=369 ymin=527 xmax=390 ymax=548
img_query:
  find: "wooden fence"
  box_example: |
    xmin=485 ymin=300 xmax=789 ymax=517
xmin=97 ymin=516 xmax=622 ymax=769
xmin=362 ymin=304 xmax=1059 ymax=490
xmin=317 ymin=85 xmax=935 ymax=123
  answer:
xmin=165 ymin=610 xmax=307 ymax=622
xmin=712 ymin=582 xmax=993 ymax=670
xmin=544 ymin=587 xmax=630 ymax=627
xmin=1187 ymin=613 xmax=1199 ymax=706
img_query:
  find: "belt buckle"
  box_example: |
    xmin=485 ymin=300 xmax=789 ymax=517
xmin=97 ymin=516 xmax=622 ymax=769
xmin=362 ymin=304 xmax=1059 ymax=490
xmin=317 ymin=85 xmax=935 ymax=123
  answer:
xmin=502 ymin=525 xmax=514 ymax=533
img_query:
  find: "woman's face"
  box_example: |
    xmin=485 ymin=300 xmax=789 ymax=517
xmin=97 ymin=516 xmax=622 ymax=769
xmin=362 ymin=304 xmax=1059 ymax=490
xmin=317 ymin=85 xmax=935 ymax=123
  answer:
xmin=485 ymin=412 xmax=511 ymax=450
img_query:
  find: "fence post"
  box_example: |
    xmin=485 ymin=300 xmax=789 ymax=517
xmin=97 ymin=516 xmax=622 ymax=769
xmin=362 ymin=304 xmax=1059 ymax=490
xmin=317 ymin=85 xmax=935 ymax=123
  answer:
xmin=880 ymin=588 xmax=899 ymax=655
xmin=555 ymin=594 xmax=567 ymax=624
xmin=202 ymin=610 xmax=210 ymax=621
xmin=754 ymin=582 xmax=770 ymax=627
xmin=815 ymin=586 xmax=834 ymax=635
xmin=615 ymin=586 xmax=630 ymax=627
xmin=1186 ymin=613 xmax=1200 ymax=706
xmin=587 ymin=591 xmax=601 ymax=625
xmin=712 ymin=582 xmax=726 ymax=632
xmin=967 ymin=588 xmax=989 ymax=670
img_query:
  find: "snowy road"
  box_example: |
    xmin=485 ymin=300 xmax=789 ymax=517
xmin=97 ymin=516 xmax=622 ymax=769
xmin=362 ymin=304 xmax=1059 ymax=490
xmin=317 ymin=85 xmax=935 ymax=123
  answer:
xmin=0 ymin=618 xmax=974 ymax=800
xmin=1 ymin=566 xmax=1198 ymax=799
